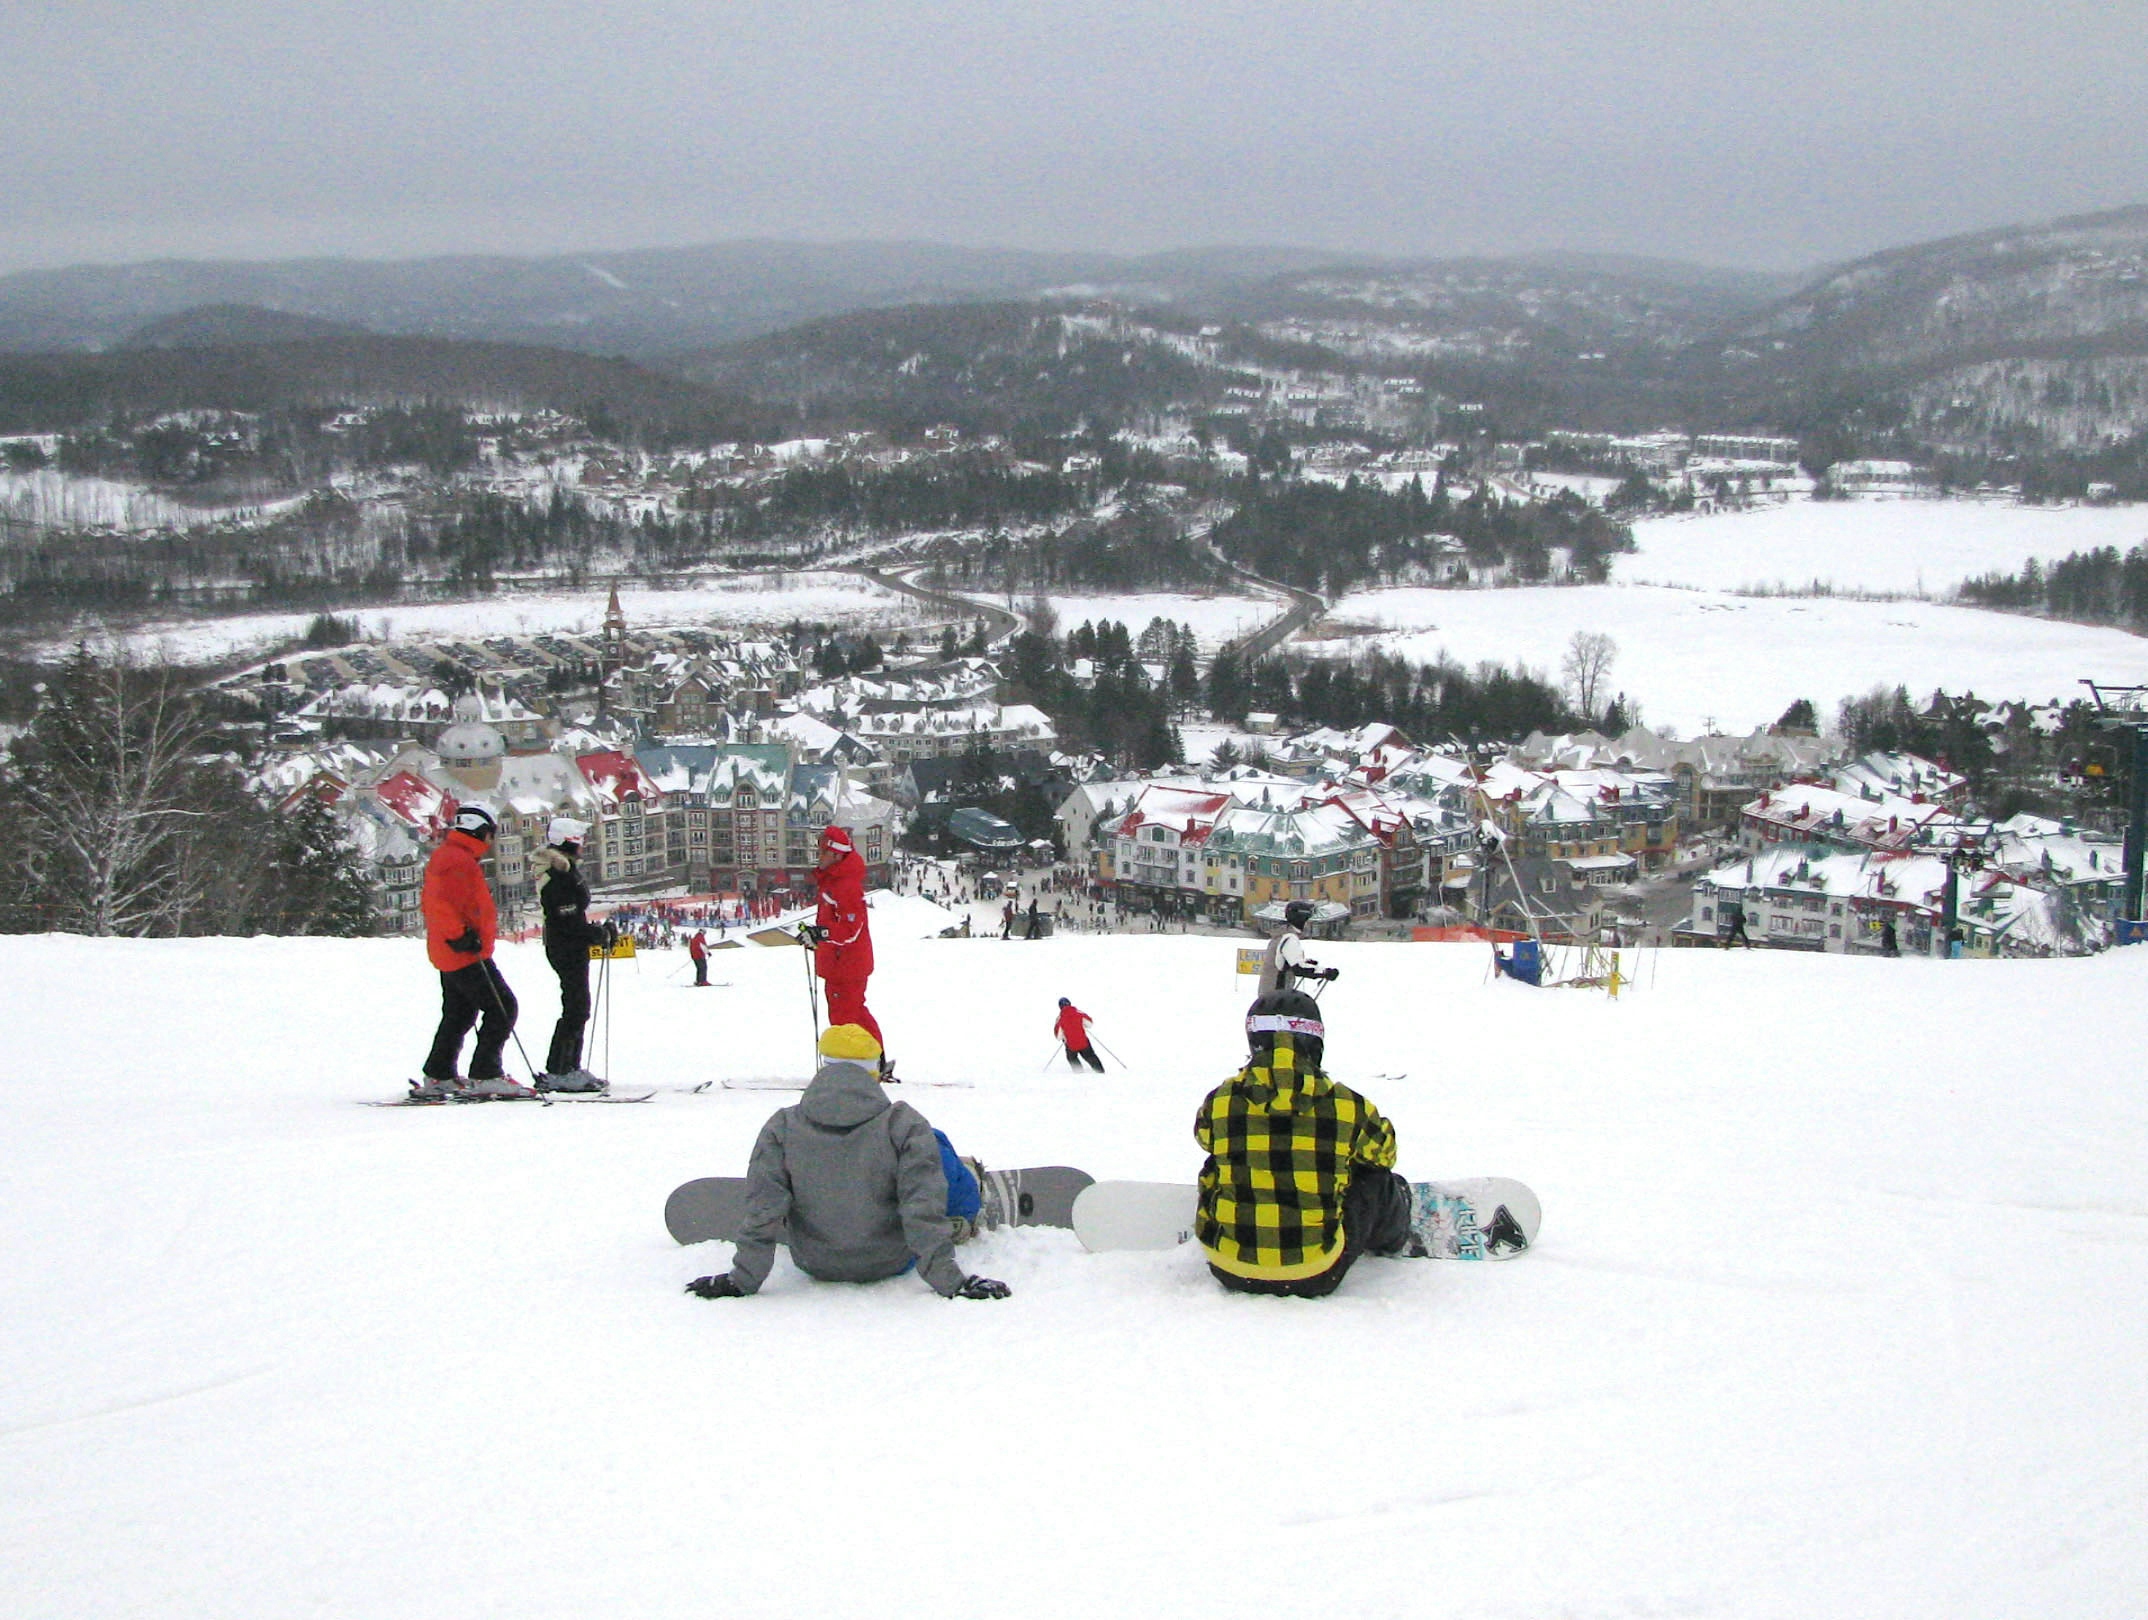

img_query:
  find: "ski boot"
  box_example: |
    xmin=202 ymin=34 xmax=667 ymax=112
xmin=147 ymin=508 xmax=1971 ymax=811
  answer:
xmin=406 ymin=1075 xmax=465 ymax=1103
xmin=536 ymin=1068 xmax=608 ymax=1094
xmin=462 ymin=1075 xmax=539 ymax=1100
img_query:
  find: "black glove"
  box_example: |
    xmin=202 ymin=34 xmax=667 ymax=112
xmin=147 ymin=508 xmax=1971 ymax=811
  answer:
xmin=600 ymin=921 xmax=619 ymax=948
xmin=1318 ymin=966 xmax=1341 ymax=982
xmin=685 ymin=1274 xmax=743 ymax=1299
xmin=446 ymin=928 xmax=481 ymax=955
xmin=799 ymin=924 xmax=828 ymax=945
xmin=954 ymin=1275 xmax=1010 ymax=1300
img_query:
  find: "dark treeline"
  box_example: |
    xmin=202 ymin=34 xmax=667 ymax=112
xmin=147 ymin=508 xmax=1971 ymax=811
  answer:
xmin=1958 ymin=543 xmax=2148 ymax=628
xmin=1207 ymin=645 xmax=1578 ymax=741
xmin=0 ymin=651 xmax=374 ymax=936
xmin=1210 ymin=473 xmax=1633 ymax=597
xmin=1002 ymin=621 xmax=1192 ymax=771
xmin=704 ymin=450 xmax=1090 ymax=540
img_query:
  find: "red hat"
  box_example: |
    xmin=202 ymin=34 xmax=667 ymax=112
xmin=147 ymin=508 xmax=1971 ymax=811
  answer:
xmin=820 ymin=824 xmax=854 ymax=854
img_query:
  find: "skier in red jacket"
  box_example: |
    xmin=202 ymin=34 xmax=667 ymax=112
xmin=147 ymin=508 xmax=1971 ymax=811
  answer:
xmin=1054 ymin=996 xmax=1104 ymax=1071
xmin=808 ymin=824 xmax=883 ymax=1062
xmin=414 ymin=804 xmax=526 ymax=1100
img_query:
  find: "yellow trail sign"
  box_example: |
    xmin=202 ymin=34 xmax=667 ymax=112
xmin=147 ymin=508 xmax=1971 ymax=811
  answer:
xmin=1236 ymin=947 xmax=1265 ymax=975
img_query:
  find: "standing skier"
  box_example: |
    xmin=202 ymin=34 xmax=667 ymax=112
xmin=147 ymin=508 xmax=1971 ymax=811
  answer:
xmin=809 ymin=824 xmax=883 ymax=1059
xmin=1193 ymin=989 xmax=1413 ymax=1297
xmin=683 ymin=1024 xmax=1010 ymax=1302
xmin=533 ymin=816 xmax=611 ymax=1091
xmin=1025 ymin=896 xmax=1043 ymax=939
xmin=688 ymin=928 xmax=709 ymax=986
xmin=1054 ymin=996 xmax=1105 ymax=1072
xmin=414 ymin=804 xmax=530 ymax=1099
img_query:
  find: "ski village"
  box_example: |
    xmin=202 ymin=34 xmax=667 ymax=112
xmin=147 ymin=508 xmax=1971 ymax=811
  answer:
xmin=11 ymin=90 xmax=2148 ymax=1618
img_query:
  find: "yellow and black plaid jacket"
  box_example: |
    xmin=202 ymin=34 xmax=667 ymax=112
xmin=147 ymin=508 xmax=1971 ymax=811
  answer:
xmin=1193 ymin=1040 xmax=1398 ymax=1280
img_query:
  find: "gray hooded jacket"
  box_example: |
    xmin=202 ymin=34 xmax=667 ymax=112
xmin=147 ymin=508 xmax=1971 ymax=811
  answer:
xmin=726 ymin=1059 xmax=967 ymax=1297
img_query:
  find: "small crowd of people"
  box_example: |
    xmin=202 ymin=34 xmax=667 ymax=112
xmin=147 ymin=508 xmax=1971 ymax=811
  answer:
xmin=420 ymin=815 xmax=1414 ymax=1305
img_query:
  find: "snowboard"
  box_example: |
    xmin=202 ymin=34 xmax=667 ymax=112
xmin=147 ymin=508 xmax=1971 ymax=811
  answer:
xmin=665 ymin=1166 xmax=1095 ymax=1246
xmin=1071 ymin=1177 xmax=1540 ymax=1260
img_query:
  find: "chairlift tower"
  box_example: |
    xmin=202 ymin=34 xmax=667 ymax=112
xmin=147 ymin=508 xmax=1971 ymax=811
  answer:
xmin=2081 ymin=680 xmax=2148 ymax=938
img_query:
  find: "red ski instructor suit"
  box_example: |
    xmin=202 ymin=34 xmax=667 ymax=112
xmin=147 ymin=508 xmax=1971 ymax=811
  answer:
xmin=813 ymin=825 xmax=880 ymax=1046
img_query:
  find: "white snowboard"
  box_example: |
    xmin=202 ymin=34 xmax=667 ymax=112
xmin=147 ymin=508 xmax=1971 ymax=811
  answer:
xmin=1072 ymin=1176 xmax=1540 ymax=1260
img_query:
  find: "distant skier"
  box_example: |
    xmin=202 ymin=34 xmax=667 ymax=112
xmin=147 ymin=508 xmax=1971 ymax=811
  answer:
xmin=1025 ymin=896 xmax=1043 ymax=940
xmin=414 ymin=804 xmax=529 ymax=1100
xmin=809 ymin=824 xmax=884 ymax=1062
xmin=688 ymin=928 xmax=709 ymax=986
xmin=683 ymin=1024 xmax=1011 ymax=1302
xmin=1258 ymin=898 xmax=1339 ymax=997
xmin=1054 ymin=996 xmax=1105 ymax=1072
xmin=1721 ymin=901 xmax=1753 ymax=949
xmin=533 ymin=816 xmax=610 ymax=1091
xmin=1879 ymin=916 xmax=1900 ymax=957
xmin=1193 ymin=989 xmax=1414 ymax=1297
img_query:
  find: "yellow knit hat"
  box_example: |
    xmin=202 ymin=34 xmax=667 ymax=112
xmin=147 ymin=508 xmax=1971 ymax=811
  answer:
xmin=817 ymin=1023 xmax=884 ymax=1061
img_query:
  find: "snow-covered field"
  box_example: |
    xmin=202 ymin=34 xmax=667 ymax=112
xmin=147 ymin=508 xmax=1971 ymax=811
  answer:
xmin=1036 ymin=591 xmax=1279 ymax=654
xmin=1627 ymin=498 xmax=2148 ymax=596
xmin=33 ymin=572 xmax=926 ymax=665
xmin=6 ymin=921 xmax=2146 ymax=1618
xmin=1305 ymin=583 xmax=2148 ymax=733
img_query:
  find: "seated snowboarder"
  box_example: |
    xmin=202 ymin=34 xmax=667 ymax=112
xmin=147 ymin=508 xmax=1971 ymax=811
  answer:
xmin=685 ymin=1023 xmax=1011 ymax=1302
xmin=1193 ymin=989 xmax=1414 ymax=1298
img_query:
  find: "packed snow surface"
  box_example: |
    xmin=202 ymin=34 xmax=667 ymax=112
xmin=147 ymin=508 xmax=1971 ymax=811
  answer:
xmin=34 ymin=572 xmax=923 ymax=664
xmin=1627 ymin=498 xmax=2148 ymax=596
xmin=6 ymin=927 xmax=2147 ymax=1618
xmin=1307 ymin=583 xmax=2148 ymax=734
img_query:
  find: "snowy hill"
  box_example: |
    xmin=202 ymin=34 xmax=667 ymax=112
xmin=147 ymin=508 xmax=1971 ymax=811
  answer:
xmin=6 ymin=925 xmax=2146 ymax=1617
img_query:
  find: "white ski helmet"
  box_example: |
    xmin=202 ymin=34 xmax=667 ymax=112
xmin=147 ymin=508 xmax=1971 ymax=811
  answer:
xmin=549 ymin=815 xmax=592 ymax=847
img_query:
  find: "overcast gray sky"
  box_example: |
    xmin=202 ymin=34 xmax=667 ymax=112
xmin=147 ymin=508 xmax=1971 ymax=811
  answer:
xmin=5 ymin=0 xmax=2144 ymax=275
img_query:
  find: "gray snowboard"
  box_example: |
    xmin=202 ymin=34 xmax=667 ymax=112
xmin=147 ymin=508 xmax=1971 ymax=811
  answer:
xmin=1071 ymin=1176 xmax=1540 ymax=1260
xmin=664 ymin=1165 xmax=1095 ymax=1246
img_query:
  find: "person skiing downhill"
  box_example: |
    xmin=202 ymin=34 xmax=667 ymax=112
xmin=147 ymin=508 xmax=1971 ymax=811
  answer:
xmin=687 ymin=928 xmax=709 ymax=986
xmin=532 ymin=816 xmax=611 ymax=1091
xmin=1257 ymin=898 xmax=1339 ymax=999
xmin=684 ymin=1023 xmax=1010 ymax=1302
xmin=414 ymin=804 xmax=529 ymax=1100
xmin=1193 ymin=989 xmax=1414 ymax=1298
xmin=807 ymin=824 xmax=882 ymax=1058
xmin=1054 ymin=996 xmax=1105 ymax=1072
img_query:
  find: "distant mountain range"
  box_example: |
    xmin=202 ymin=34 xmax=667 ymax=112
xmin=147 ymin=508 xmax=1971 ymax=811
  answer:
xmin=2 ymin=210 xmax=2146 ymax=457
xmin=0 ymin=240 xmax=1356 ymax=359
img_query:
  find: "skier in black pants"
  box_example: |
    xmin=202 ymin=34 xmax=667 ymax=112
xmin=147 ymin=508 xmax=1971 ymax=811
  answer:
xmin=533 ymin=816 xmax=612 ymax=1092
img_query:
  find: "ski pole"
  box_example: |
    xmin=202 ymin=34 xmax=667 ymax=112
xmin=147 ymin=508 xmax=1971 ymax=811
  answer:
xmin=598 ymin=944 xmax=613 ymax=1081
xmin=479 ymin=958 xmax=547 ymax=1096
xmin=1041 ymin=1040 xmax=1063 ymax=1072
xmin=1091 ymin=1036 xmax=1128 ymax=1069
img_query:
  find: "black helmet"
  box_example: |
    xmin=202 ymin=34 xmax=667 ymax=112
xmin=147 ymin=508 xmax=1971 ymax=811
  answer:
xmin=1058 ymin=996 xmax=1070 ymax=1007
xmin=1283 ymin=899 xmax=1315 ymax=931
xmin=1245 ymin=988 xmax=1325 ymax=1073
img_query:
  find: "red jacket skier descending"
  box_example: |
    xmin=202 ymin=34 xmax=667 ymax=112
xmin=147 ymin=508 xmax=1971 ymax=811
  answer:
xmin=813 ymin=825 xmax=880 ymax=1046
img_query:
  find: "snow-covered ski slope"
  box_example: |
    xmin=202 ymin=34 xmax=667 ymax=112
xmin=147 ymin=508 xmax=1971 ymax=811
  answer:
xmin=6 ymin=924 xmax=2147 ymax=1618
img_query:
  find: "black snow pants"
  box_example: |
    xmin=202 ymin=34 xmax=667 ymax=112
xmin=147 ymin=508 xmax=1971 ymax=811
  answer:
xmin=1208 ymin=1167 xmax=1414 ymax=1298
xmin=546 ymin=947 xmax=592 ymax=1075
xmin=1064 ymin=1044 xmax=1105 ymax=1072
xmin=424 ymin=960 xmax=518 ymax=1081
